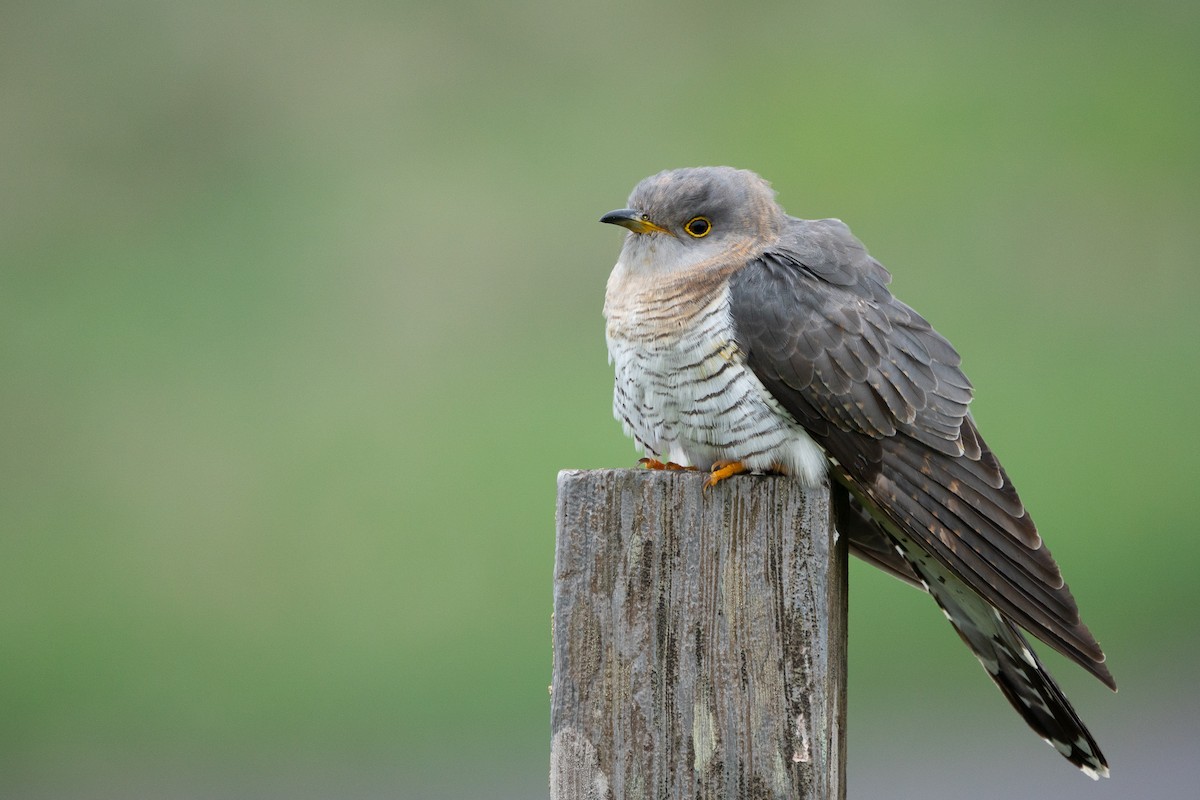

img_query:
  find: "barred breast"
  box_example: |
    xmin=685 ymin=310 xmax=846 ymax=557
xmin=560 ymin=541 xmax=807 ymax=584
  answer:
xmin=604 ymin=263 xmax=828 ymax=487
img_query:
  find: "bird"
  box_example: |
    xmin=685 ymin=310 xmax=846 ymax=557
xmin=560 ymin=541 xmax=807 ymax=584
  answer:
xmin=599 ymin=166 xmax=1113 ymax=778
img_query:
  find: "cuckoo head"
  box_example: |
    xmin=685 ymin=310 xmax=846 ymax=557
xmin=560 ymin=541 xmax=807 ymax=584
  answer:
xmin=600 ymin=166 xmax=788 ymax=274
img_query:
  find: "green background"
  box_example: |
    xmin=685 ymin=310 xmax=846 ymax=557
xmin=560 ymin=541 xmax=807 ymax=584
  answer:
xmin=3 ymin=1 xmax=1197 ymax=797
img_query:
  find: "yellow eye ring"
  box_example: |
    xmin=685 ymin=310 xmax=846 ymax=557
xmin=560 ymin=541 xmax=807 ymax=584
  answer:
xmin=684 ymin=216 xmax=712 ymax=238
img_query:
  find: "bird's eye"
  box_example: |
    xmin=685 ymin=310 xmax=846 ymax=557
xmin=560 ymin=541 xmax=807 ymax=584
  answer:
xmin=684 ymin=216 xmax=712 ymax=238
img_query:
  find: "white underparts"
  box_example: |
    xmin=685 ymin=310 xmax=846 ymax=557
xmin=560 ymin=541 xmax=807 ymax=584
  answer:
xmin=605 ymin=275 xmax=827 ymax=487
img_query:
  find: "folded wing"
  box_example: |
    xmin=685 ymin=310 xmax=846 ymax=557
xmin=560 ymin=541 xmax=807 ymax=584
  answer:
xmin=727 ymin=217 xmax=1113 ymax=690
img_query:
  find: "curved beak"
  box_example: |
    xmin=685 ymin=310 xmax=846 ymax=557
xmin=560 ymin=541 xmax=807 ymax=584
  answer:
xmin=600 ymin=208 xmax=672 ymax=235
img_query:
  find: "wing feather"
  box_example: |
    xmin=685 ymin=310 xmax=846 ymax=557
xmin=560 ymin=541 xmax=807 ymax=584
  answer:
xmin=886 ymin=442 xmax=1062 ymax=590
xmin=729 ymin=218 xmax=1113 ymax=689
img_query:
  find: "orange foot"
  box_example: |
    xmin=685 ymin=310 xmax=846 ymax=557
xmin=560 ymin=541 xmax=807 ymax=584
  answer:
xmin=638 ymin=457 xmax=697 ymax=472
xmin=703 ymin=459 xmax=750 ymax=490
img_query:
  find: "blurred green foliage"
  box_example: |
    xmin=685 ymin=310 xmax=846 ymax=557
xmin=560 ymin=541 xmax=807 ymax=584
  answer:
xmin=1 ymin=1 xmax=1197 ymax=797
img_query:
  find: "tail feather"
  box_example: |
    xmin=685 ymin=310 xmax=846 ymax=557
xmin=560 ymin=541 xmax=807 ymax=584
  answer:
xmin=890 ymin=523 xmax=1110 ymax=778
xmin=981 ymin=619 xmax=1109 ymax=779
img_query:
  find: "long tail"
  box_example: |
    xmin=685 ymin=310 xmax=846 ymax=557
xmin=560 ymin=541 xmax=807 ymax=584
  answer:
xmin=837 ymin=488 xmax=1109 ymax=778
xmin=892 ymin=523 xmax=1109 ymax=778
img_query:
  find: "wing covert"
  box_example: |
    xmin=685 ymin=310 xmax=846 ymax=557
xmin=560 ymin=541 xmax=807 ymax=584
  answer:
xmin=728 ymin=218 xmax=1113 ymax=688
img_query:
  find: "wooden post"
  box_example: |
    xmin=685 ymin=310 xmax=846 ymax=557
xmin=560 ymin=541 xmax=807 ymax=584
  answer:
xmin=551 ymin=469 xmax=846 ymax=800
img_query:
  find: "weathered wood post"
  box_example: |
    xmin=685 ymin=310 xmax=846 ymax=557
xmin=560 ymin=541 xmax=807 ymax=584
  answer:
xmin=551 ymin=469 xmax=847 ymax=800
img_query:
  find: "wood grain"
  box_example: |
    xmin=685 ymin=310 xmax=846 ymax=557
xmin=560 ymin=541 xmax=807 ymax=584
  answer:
xmin=551 ymin=469 xmax=846 ymax=800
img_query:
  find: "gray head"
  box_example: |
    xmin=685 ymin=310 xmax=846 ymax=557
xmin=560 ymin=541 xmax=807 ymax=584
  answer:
xmin=600 ymin=167 xmax=787 ymax=273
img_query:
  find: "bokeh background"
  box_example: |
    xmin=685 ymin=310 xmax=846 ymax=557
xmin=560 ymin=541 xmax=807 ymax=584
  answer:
xmin=3 ymin=1 xmax=1197 ymax=797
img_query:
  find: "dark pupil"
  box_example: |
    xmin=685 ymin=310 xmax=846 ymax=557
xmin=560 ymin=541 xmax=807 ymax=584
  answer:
xmin=689 ymin=218 xmax=708 ymax=235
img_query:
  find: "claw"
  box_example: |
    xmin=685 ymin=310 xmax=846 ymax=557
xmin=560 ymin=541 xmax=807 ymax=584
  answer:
xmin=703 ymin=460 xmax=749 ymax=490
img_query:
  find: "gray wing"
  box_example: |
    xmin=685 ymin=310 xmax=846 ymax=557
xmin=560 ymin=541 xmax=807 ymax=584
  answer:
xmin=728 ymin=217 xmax=1114 ymax=690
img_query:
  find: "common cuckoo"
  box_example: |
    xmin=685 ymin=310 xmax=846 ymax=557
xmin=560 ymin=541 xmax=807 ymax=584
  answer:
xmin=600 ymin=166 xmax=1113 ymax=777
